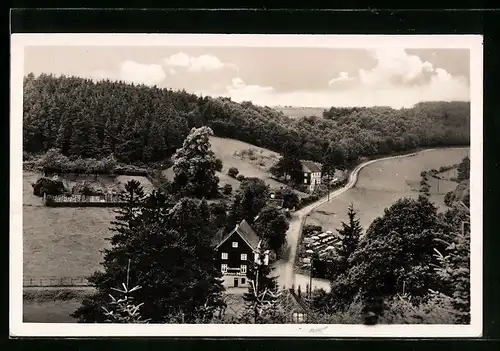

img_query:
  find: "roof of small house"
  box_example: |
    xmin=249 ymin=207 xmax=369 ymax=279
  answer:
xmin=301 ymin=160 xmax=322 ymax=173
xmin=268 ymin=198 xmax=284 ymax=208
xmin=215 ymin=219 xmax=261 ymax=251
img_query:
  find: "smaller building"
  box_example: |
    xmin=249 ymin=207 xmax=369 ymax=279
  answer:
xmin=301 ymin=160 xmax=322 ymax=192
xmin=214 ymin=219 xmax=261 ymax=289
xmin=268 ymin=193 xmax=285 ymax=209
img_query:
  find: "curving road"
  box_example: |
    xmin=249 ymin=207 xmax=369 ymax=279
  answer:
xmin=273 ymin=148 xmax=446 ymax=289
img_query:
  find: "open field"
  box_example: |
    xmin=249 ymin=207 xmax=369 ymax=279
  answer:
xmin=163 ymin=136 xmax=307 ymax=196
xmin=23 ymin=171 xmax=114 ymax=278
xmin=306 ymin=148 xmax=470 ymax=233
xmin=22 ymin=170 xmax=157 ymax=279
xmin=23 ymin=287 xmax=94 ymax=323
xmin=273 ymin=106 xmax=326 ymax=118
xmin=24 ymin=299 xmax=81 ymax=323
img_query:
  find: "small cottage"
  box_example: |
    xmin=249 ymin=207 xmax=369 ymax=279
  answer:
xmin=214 ymin=219 xmax=261 ymax=288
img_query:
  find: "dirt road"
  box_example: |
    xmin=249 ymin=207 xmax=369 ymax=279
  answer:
xmin=273 ymin=149 xmax=441 ymax=289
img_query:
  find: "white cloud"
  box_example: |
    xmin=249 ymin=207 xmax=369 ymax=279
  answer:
xmin=358 ymin=48 xmax=436 ymax=86
xmin=164 ymin=52 xmax=238 ymax=72
xmin=164 ymin=52 xmax=191 ymax=67
xmin=328 ymin=71 xmax=352 ymax=86
xmin=119 ymin=60 xmax=166 ymax=86
xmin=167 ymin=67 xmax=177 ymax=76
xmin=222 ymin=77 xmax=274 ymax=102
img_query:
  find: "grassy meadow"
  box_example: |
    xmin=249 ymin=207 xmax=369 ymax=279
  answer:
xmin=273 ymin=106 xmax=326 ymax=118
xmin=306 ymin=148 xmax=470 ymax=233
xmin=163 ymin=136 xmax=307 ymax=196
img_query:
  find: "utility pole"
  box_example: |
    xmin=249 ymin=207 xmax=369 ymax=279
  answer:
xmin=309 ymin=254 xmax=313 ymax=299
xmin=327 ymin=173 xmax=330 ymax=202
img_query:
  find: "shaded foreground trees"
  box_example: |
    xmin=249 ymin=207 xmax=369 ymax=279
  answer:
xmin=314 ymin=195 xmax=471 ymax=325
xmin=72 ymin=181 xmax=225 ymax=323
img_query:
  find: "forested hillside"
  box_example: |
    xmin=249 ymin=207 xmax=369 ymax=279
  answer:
xmin=23 ymin=74 xmax=470 ymax=164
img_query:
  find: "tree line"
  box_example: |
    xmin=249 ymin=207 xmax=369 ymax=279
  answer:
xmin=24 ymin=74 xmax=470 ymax=166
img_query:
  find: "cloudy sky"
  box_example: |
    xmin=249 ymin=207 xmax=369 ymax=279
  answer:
xmin=24 ymin=46 xmax=470 ymax=108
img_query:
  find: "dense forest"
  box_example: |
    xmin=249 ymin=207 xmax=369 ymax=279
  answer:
xmin=23 ymin=74 xmax=470 ymax=165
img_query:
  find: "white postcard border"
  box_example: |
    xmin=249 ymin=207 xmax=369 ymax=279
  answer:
xmin=10 ymin=34 xmax=483 ymax=337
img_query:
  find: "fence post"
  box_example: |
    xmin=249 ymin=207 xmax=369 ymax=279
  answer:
xmin=40 ymin=279 xmax=43 ymax=286
xmin=30 ymin=278 xmax=33 ymax=286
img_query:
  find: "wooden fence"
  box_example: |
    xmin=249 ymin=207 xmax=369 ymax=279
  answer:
xmin=44 ymin=193 xmax=128 ymax=207
xmin=23 ymin=276 xmax=91 ymax=287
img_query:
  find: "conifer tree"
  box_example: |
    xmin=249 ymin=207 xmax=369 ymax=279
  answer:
xmin=72 ymin=181 xmax=225 ymax=323
xmin=335 ymin=204 xmax=363 ymax=273
xmin=457 ymin=156 xmax=470 ymax=182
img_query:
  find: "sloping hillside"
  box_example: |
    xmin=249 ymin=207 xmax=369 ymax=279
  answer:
xmin=163 ymin=136 xmax=307 ymax=195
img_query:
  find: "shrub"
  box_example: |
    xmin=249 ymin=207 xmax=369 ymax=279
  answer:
xmin=275 ymin=187 xmax=300 ymax=210
xmin=32 ymin=177 xmax=66 ymax=197
xmin=222 ymin=184 xmax=233 ymax=195
xmin=296 ymin=194 xmax=320 ymax=209
xmin=236 ymin=174 xmax=246 ymax=182
xmin=420 ymin=171 xmax=427 ymax=177
xmin=72 ymin=181 xmax=102 ymax=196
xmin=227 ymin=167 xmax=239 ymax=178
xmin=215 ymin=158 xmax=223 ymax=172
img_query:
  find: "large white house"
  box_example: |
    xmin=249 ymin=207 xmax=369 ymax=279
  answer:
xmin=301 ymin=160 xmax=322 ymax=192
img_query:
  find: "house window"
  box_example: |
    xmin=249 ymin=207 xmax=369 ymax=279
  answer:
xmin=304 ymin=172 xmax=308 ymax=177
xmin=221 ymin=252 xmax=228 ymax=260
xmin=304 ymin=178 xmax=308 ymax=184
xmin=292 ymin=312 xmax=306 ymax=323
xmin=232 ymin=241 xmax=238 ymax=248
xmin=241 ymin=278 xmax=246 ymax=284
xmin=221 ymin=264 xmax=228 ymax=273
xmin=240 ymin=253 xmax=247 ymax=261
xmin=240 ymin=265 xmax=247 ymax=274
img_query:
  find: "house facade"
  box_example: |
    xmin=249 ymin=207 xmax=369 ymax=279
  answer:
xmin=214 ymin=219 xmax=261 ymax=288
xmin=301 ymin=161 xmax=322 ymax=192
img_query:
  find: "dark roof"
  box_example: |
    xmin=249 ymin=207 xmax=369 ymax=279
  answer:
xmin=268 ymin=198 xmax=284 ymax=208
xmin=301 ymin=160 xmax=322 ymax=173
xmin=215 ymin=219 xmax=261 ymax=251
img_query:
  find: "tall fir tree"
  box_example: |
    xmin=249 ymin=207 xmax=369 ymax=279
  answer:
xmin=457 ymin=156 xmax=470 ymax=182
xmin=72 ymin=182 xmax=225 ymax=323
xmin=433 ymin=203 xmax=471 ymax=324
xmin=335 ymin=204 xmax=363 ymax=273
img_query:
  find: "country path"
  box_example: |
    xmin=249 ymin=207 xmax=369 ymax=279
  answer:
xmin=272 ymin=148 xmax=445 ymax=290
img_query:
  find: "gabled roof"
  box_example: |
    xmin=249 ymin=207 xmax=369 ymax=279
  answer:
xmin=301 ymin=160 xmax=322 ymax=173
xmin=215 ymin=219 xmax=261 ymax=251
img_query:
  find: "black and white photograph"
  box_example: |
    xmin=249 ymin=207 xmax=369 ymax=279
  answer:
xmin=10 ymin=34 xmax=483 ymax=337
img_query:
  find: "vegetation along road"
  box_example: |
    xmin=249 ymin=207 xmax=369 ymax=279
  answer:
xmin=274 ymin=147 xmax=468 ymax=290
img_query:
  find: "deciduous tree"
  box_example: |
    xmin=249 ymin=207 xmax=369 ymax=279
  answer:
xmin=171 ymin=126 xmax=220 ymax=199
